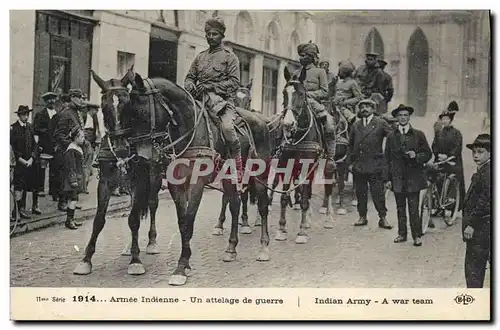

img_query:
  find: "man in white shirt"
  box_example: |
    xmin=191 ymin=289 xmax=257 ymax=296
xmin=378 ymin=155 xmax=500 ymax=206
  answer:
xmin=347 ymin=99 xmax=393 ymax=229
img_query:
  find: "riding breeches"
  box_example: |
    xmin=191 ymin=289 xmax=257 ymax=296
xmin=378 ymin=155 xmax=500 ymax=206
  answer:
xmin=307 ymin=97 xmax=329 ymax=119
xmin=204 ymin=92 xmax=240 ymax=156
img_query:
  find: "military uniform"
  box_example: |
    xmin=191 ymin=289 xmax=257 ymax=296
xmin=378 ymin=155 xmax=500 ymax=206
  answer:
xmin=184 ymin=17 xmax=243 ymax=182
xmin=354 ymin=53 xmax=385 ymax=108
xmin=295 ymin=42 xmax=336 ymax=168
xmin=333 ymin=60 xmax=363 ymax=124
xmin=378 ymin=60 xmax=394 ymax=115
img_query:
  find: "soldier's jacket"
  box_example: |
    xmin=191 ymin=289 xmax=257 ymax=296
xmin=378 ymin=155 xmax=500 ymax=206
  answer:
xmin=293 ymin=65 xmax=328 ymax=102
xmin=184 ymin=46 xmax=240 ymax=103
xmin=354 ymin=64 xmax=384 ymax=97
xmin=333 ymin=77 xmax=363 ymax=110
xmin=380 ymin=70 xmax=394 ymax=103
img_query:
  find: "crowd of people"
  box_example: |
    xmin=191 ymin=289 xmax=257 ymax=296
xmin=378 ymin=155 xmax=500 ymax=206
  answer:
xmin=9 ymin=15 xmax=491 ymax=288
xmin=9 ymin=89 xmax=128 ymax=230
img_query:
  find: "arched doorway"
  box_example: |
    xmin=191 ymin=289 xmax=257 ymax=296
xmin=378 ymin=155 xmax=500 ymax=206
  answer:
xmin=407 ymin=28 xmax=429 ymax=116
xmin=364 ymin=27 xmax=384 ymax=58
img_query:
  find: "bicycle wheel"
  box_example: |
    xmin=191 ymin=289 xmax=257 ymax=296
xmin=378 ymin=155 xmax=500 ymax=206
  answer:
xmin=10 ymin=190 xmax=19 ymax=236
xmin=442 ymin=176 xmax=460 ymax=226
xmin=420 ymin=187 xmax=433 ymax=234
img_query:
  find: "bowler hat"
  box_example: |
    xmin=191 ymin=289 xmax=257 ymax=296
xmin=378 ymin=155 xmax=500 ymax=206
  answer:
xmin=466 ymin=134 xmax=491 ymax=150
xmin=15 ymin=105 xmax=33 ymax=115
xmin=41 ymin=91 xmax=58 ymax=100
xmin=391 ymin=104 xmax=414 ymax=117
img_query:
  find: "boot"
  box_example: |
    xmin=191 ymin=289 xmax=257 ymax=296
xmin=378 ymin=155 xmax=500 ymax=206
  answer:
xmin=65 ymin=208 xmax=78 ymax=230
xmin=324 ymin=136 xmax=337 ymax=173
xmin=31 ymin=193 xmax=42 ymax=215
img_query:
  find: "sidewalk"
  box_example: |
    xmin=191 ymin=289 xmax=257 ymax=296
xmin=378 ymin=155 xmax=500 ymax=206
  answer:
xmin=11 ymin=170 xmax=170 ymax=236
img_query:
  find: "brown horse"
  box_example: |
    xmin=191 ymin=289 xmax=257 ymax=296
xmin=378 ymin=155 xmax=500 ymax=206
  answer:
xmin=76 ymin=69 xmax=273 ymax=285
xmin=275 ymin=67 xmax=335 ymax=244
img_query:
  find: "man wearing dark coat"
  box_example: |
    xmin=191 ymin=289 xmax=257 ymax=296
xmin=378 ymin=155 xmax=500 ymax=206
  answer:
xmin=377 ymin=59 xmax=394 ymax=115
xmin=53 ymin=88 xmax=87 ymax=211
xmin=385 ymin=104 xmax=432 ymax=247
xmin=33 ymin=91 xmax=59 ymax=198
xmin=354 ymin=52 xmax=385 ymax=102
xmin=347 ymin=98 xmax=393 ymax=229
xmin=462 ymin=134 xmax=491 ymax=288
xmin=10 ymin=105 xmax=40 ymax=218
xmin=430 ymin=110 xmax=466 ymax=219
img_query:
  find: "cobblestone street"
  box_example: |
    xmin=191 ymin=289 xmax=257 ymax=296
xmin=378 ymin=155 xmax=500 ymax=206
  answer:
xmin=11 ymin=185 xmax=489 ymax=288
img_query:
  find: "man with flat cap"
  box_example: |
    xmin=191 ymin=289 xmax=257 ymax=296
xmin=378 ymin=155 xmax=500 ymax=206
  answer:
xmin=347 ymin=98 xmax=393 ymax=229
xmin=462 ymin=133 xmax=491 ymax=288
xmin=184 ymin=16 xmax=244 ymax=186
xmin=354 ymin=52 xmax=384 ymax=103
xmin=293 ymin=41 xmax=337 ymax=170
xmin=54 ymin=88 xmax=87 ymax=212
xmin=377 ymin=59 xmax=394 ymax=115
xmin=33 ymin=91 xmax=59 ymax=199
xmin=385 ymin=104 xmax=432 ymax=247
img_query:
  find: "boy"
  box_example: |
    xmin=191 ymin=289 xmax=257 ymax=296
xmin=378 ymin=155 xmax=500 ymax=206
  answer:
xmin=462 ymin=133 xmax=491 ymax=288
xmin=63 ymin=127 xmax=85 ymax=230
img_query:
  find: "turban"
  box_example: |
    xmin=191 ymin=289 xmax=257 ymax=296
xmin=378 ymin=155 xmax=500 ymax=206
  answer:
xmin=297 ymin=41 xmax=320 ymax=58
xmin=205 ymin=17 xmax=226 ymax=35
xmin=338 ymin=60 xmax=355 ymax=73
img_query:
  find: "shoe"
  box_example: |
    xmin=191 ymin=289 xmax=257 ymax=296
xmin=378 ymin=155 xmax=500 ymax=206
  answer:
xmin=378 ymin=217 xmax=392 ymax=229
xmin=31 ymin=208 xmax=42 ymax=215
xmin=354 ymin=217 xmax=368 ymax=226
xmin=394 ymin=236 xmax=407 ymax=243
xmin=19 ymin=209 xmax=31 ymax=219
xmin=413 ymin=237 xmax=422 ymax=246
xmin=58 ymin=204 xmax=68 ymax=212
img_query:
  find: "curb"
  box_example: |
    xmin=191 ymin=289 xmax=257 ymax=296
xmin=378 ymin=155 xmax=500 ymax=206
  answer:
xmin=11 ymin=191 xmax=171 ymax=237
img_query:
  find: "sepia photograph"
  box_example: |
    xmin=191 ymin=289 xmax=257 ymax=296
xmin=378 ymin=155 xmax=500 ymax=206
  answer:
xmin=8 ymin=7 xmax=492 ymax=320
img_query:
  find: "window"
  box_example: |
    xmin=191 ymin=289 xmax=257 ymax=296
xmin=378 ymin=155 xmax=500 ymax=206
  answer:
xmin=233 ymin=49 xmax=252 ymax=86
xmin=117 ymin=51 xmax=135 ymax=77
xmin=265 ymin=22 xmax=279 ymax=54
xmin=262 ymin=57 xmax=279 ymax=116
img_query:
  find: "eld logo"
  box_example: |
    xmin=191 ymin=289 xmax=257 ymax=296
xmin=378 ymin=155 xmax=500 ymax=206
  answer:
xmin=454 ymin=294 xmax=475 ymax=305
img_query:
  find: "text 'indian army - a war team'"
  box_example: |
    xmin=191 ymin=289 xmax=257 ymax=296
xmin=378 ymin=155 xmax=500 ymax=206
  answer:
xmin=11 ymin=15 xmax=490 ymax=289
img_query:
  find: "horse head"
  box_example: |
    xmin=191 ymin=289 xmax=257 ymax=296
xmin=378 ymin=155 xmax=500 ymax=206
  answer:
xmin=90 ymin=66 xmax=135 ymax=133
xmin=235 ymin=80 xmax=252 ymax=110
xmin=282 ymin=66 xmax=307 ymax=137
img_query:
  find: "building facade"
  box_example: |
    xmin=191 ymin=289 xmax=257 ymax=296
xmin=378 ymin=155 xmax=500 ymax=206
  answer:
xmin=10 ymin=10 xmax=490 ymax=123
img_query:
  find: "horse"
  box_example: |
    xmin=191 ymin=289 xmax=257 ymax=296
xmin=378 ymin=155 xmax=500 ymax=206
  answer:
xmin=275 ymin=66 xmax=335 ymax=244
xmin=75 ymin=69 xmax=273 ymax=286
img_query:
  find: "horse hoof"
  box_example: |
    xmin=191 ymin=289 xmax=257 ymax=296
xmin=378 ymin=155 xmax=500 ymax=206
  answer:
xmin=293 ymin=204 xmax=301 ymax=210
xmin=254 ymin=216 xmax=262 ymax=227
xmin=295 ymin=235 xmax=309 ymax=244
xmin=319 ymin=207 xmax=327 ymax=214
xmin=169 ymin=274 xmax=187 ymax=286
xmin=127 ymin=263 xmax=146 ymax=275
xmin=324 ymin=220 xmax=334 ymax=229
xmin=73 ymin=261 xmax=92 ymax=275
xmin=239 ymin=226 xmax=252 ymax=234
xmin=336 ymin=208 xmax=347 ymax=215
xmin=275 ymin=231 xmax=287 ymax=241
xmin=120 ymin=246 xmax=131 ymax=256
xmin=146 ymin=243 xmax=160 ymax=255
xmin=351 ymin=200 xmax=358 ymax=206
xmin=212 ymin=227 xmax=224 ymax=236
xmin=222 ymin=252 xmax=237 ymax=262
xmin=304 ymin=221 xmax=311 ymax=229
xmin=257 ymin=249 xmax=270 ymax=262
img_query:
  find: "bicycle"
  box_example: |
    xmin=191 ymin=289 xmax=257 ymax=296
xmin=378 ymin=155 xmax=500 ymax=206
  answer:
xmin=420 ymin=156 xmax=461 ymax=234
xmin=10 ymin=167 xmax=19 ymax=237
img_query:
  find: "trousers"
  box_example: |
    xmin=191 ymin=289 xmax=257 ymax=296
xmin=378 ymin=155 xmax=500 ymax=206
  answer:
xmin=465 ymin=239 xmax=490 ymax=288
xmin=394 ymin=192 xmax=422 ymax=239
xmin=353 ymin=171 xmax=387 ymax=218
xmin=204 ymin=92 xmax=240 ymax=155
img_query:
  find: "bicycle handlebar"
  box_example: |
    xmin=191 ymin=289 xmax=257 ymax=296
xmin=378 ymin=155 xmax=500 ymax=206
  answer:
xmin=428 ymin=156 xmax=456 ymax=167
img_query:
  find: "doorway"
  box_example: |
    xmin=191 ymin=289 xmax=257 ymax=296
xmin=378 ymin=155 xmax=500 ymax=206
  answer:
xmin=407 ymin=28 xmax=429 ymax=116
